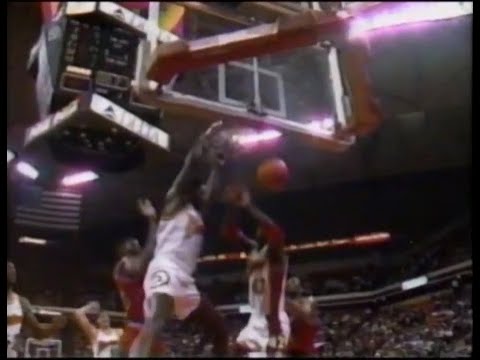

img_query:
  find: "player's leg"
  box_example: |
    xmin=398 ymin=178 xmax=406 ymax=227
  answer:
xmin=128 ymin=293 xmax=173 ymax=357
xmin=185 ymin=296 xmax=229 ymax=356
xmin=118 ymin=324 xmax=141 ymax=357
xmin=236 ymin=315 xmax=273 ymax=357
xmin=118 ymin=328 xmax=131 ymax=357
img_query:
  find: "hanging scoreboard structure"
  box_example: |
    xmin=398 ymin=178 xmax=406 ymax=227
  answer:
xmin=30 ymin=2 xmax=177 ymax=120
xmin=26 ymin=2 xmax=176 ymax=171
xmin=25 ymin=1 xmax=394 ymax=160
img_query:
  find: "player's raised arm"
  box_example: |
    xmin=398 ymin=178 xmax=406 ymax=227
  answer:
xmin=226 ymin=185 xmax=285 ymax=256
xmin=241 ymin=188 xmax=286 ymax=341
xmin=72 ymin=301 xmax=100 ymax=344
xmin=164 ymin=121 xmax=223 ymax=208
xmin=199 ymin=164 xmax=221 ymax=217
xmin=137 ymin=198 xmax=158 ymax=267
xmin=20 ymin=296 xmax=66 ymax=339
xmin=221 ymin=193 xmax=259 ymax=251
xmin=117 ymin=199 xmax=158 ymax=277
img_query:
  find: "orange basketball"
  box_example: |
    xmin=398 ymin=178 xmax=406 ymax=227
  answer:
xmin=257 ymin=158 xmax=289 ymax=191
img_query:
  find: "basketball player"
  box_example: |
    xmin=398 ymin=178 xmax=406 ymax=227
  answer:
xmin=113 ymin=198 xmax=167 ymax=356
xmin=7 ymin=261 xmax=66 ymax=358
xmin=285 ymin=277 xmax=321 ymax=357
xmin=222 ymin=185 xmax=290 ymax=356
xmin=72 ymin=301 xmax=122 ymax=358
xmin=129 ymin=122 xmax=229 ymax=357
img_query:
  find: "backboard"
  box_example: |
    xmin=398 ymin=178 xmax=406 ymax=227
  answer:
xmin=133 ymin=4 xmax=381 ymax=152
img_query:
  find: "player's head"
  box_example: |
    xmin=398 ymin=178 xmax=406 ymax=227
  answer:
xmin=287 ymin=276 xmax=302 ymax=296
xmin=119 ymin=237 xmax=141 ymax=257
xmin=97 ymin=311 xmax=111 ymax=329
xmin=7 ymin=261 xmax=16 ymax=289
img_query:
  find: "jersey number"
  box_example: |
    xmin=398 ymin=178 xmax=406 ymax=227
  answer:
xmin=252 ymin=278 xmax=266 ymax=294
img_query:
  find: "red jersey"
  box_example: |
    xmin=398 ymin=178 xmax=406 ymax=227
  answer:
xmin=288 ymin=317 xmax=318 ymax=356
xmin=114 ymin=262 xmax=145 ymax=324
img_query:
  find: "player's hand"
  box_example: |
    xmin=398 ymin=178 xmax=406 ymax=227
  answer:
xmin=203 ymin=121 xmax=223 ymax=139
xmin=138 ymin=198 xmax=156 ymax=219
xmin=190 ymin=121 xmax=224 ymax=159
xmin=85 ymin=301 xmax=101 ymax=314
xmin=204 ymin=122 xmax=230 ymax=167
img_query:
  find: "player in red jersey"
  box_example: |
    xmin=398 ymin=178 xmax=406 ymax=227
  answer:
xmin=285 ymin=277 xmax=321 ymax=357
xmin=113 ymin=198 xmax=167 ymax=356
xmin=222 ymin=184 xmax=290 ymax=356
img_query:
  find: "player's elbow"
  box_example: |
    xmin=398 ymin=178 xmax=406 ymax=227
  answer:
xmin=270 ymin=234 xmax=285 ymax=251
xmin=262 ymin=224 xmax=286 ymax=249
xmin=221 ymin=224 xmax=242 ymax=243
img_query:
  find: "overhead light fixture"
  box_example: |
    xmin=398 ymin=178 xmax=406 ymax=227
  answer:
xmin=7 ymin=149 xmax=15 ymax=165
xmin=349 ymin=2 xmax=473 ymax=39
xmin=232 ymin=129 xmax=282 ymax=147
xmin=16 ymin=161 xmax=39 ymax=180
xmin=19 ymin=237 xmax=47 ymax=246
xmin=61 ymin=171 xmax=99 ymax=187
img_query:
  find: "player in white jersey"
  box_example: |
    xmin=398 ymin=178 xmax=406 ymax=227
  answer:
xmin=222 ymin=185 xmax=290 ymax=356
xmin=129 ymin=122 xmax=229 ymax=357
xmin=72 ymin=301 xmax=122 ymax=358
xmin=7 ymin=261 xmax=66 ymax=358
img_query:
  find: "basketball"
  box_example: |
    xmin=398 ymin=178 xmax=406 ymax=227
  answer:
xmin=256 ymin=158 xmax=289 ymax=191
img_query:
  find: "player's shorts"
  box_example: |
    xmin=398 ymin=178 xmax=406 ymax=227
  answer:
xmin=236 ymin=311 xmax=290 ymax=353
xmin=144 ymin=261 xmax=201 ymax=320
xmin=119 ymin=321 xmax=168 ymax=356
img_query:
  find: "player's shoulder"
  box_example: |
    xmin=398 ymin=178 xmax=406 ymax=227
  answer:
xmin=113 ymin=258 xmax=126 ymax=277
xmin=8 ymin=292 xmax=23 ymax=305
xmin=114 ymin=256 xmax=142 ymax=279
xmin=18 ymin=295 xmax=33 ymax=311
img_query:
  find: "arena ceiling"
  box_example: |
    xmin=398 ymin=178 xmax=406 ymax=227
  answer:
xmin=7 ymin=3 xmax=471 ymax=251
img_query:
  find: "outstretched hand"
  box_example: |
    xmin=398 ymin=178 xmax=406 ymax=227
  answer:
xmin=138 ymin=198 xmax=156 ymax=219
xmin=85 ymin=301 xmax=101 ymax=314
xmin=190 ymin=121 xmax=225 ymax=162
xmin=202 ymin=121 xmax=232 ymax=168
xmin=203 ymin=121 xmax=223 ymax=139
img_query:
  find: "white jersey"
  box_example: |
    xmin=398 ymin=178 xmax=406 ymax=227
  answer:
xmin=7 ymin=293 xmax=23 ymax=358
xmin=248 ymin=257 xmax=288 ymax=317
xmin=92 ymin=329 xmax=119 ymax=358
xmin=237 ymin=257 xmax=290 ymax=353
xmin=152 ymin=204 xmax=204 ymax=275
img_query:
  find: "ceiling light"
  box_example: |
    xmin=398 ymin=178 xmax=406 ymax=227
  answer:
xmin=61 ymin=171 xmax=99 ymax=187
xmin=16 ymin=161 xmax=39 ymax=180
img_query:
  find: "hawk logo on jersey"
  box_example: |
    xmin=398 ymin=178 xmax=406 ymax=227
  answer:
xmin=150 ymin=270 xmax=170 ymax=289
